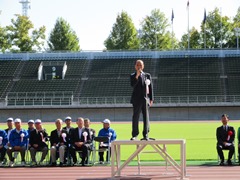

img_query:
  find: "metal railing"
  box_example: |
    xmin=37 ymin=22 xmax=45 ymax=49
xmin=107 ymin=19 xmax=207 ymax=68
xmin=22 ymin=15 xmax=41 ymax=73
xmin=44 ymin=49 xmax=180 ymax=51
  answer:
xmin=77 ymin=95 xmax=240 ymax=106
xmin=1 ymin=95 xmax=240 ymax=108
xmin=7 ymin=91 xmax=73 ymax=100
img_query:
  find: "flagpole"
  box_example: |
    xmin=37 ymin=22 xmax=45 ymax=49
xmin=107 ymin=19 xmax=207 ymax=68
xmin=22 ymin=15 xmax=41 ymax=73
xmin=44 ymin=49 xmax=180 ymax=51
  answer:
xmin=220 ymin=7 xmax=222 ymax=49
xmin=204 ymin=23 xmax=206 ymax=49
xmin=172 ymin=21 xmax=174 ymax=50
xmin=204 ymin=9 xmax=206 ymax=49
xmin=171 ymin=9 xmax=174 ymax=50
xmin=187 ymin=1 xmax=190 ymax=50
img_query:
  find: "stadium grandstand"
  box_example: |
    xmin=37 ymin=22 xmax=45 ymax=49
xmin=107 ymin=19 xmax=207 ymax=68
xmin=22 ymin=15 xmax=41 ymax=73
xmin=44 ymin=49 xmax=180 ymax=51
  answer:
xmin=0 ymin=50 xmax=240 ymax=122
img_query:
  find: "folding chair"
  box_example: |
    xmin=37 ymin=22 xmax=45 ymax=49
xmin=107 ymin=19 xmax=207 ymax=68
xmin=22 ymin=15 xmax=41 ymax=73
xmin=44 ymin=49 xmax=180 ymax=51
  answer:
xmin=75 ymin=148 xmax=93 ymax=165
xmin=217 ymin=149 xmax=236 ymax=163
xmin=92 ymin=136 xmax=110 ymax=165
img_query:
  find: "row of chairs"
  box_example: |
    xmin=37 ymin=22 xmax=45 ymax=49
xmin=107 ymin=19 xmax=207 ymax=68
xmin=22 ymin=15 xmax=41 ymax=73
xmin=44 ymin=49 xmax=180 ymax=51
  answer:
xmin=1 ymin=136 xmax=111 ymax=167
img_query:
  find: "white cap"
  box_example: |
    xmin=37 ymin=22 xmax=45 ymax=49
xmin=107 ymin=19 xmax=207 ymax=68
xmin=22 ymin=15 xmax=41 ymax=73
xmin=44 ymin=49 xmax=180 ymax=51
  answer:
xmin=103 ymin=119 xmax=111 ymax=124
xmin=14 ymin=118 xmax=21 ymax=123
xmin=65 ymin=116 xmax=72 ymax=121
xmin=35 ymin=119 xmax=42 ymax=124
xmin=7 ymin=117 xmax=13 ymax=122
xmin=28 ymin=119 xmax=34 ymax=124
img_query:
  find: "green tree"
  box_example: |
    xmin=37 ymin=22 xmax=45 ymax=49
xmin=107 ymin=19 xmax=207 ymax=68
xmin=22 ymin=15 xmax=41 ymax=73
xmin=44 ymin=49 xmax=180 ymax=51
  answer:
xmin=200 ymin=8 xmax=233 ymax=49
xmin=7 ymin=14 xmax=46 ymax=52
xmin=104 ymin=11 xmax=139 ymax=50
xmin=230 ymin=7 xmax=240 ymax=48
xmin=140 ymin=9 xmax=172 ymax=50
xmin=179 ymin=27 xmax=201 ymax=49
xmin=48 ymin=17 xmax=80 ymax=51
xmin=0 ymin=26 xmax=11 ymax=53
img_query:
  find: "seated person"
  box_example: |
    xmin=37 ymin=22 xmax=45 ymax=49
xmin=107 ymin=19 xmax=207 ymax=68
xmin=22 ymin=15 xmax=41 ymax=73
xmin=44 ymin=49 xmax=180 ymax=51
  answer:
xmin=63 ymin=116 xmax=75 ymax=135
xmin=5 ymin=117 xmax=14 ymax=135
xmin=29 ymin=119 xmax=48 ymax=166
xmin=63 ymin=116 xmax=75 ymax=164
xmin=50 ymin=118 xmax=68 ymax=166
xmin=84 ymin=118 xmax=96 ymax=146
xmin=5 ymin=117 xmax=14 ymax=148
xmin=27 ymin=119 xmax=35 ymax=135
xmin=0 ymin=129 xmax=8 ymax=166
xmin=216 ymin=114 xmax=235 ymax=166
xmin=7 ymin=118 xmax=28 ymax=167
xmin=69 ymin=117 xmax=92 ymax=166
xmin=97 ymin=119 xmax=117 ymax=164
xmin=83 ymin=118 xmax=96 ymax=163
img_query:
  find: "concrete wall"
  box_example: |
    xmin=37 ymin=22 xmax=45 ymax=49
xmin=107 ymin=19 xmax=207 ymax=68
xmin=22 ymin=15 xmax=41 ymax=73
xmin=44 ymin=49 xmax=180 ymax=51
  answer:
xmin=0 ymin=106 xmax=240 ymax=123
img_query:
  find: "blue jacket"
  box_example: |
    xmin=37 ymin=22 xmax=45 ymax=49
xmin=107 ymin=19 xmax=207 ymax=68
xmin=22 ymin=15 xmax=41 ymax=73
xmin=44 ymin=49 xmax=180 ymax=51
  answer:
xmin=98 ymin=127 xmax=117 ymax=143
xmin=9 ymin=128 xmax=28 ymax=147
xmin=0 ymin=129 xmax=8 ymax=146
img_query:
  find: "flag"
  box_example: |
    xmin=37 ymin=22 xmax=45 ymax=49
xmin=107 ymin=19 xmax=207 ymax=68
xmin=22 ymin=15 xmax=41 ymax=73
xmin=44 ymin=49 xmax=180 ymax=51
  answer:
xmin=187 ymin=0 xmax=189 ymax=8
xmin=203 ymin=9 xmax=206 ymax=24
xmin=171 ymin=9 xmax=174 ymax=22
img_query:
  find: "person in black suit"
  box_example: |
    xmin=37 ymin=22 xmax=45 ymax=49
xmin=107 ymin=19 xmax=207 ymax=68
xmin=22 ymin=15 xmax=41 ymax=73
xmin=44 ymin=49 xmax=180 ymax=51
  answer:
xmin=50 ymin=119 xmax=68 ymax=166
xmin=69 ymin=117 xmax=93 ymax=166
xmin=216 ymin=114 xmax=235 ymax=166
xmin=29 ymin=119 xmax=48 ymax=166
xmin=84 ymin=118 xmax=96 ymax=140
xmin=84 ymin=118 xmax=96 ymax=164
xmin=130 ymin=60 xmax=154 ymax=140
xmin=62 ymin=116 xmax=75 ymax=164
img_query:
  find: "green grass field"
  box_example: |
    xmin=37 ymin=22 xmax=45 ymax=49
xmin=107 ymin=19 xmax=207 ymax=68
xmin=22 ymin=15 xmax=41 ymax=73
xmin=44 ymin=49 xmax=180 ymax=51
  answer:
xmin=16 ymin=120 xmax=240 ymax=162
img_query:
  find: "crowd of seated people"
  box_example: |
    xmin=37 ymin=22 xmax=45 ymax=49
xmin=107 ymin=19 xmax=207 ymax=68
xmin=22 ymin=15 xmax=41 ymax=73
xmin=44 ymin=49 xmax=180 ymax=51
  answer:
xmin=2 ymin=113 xmax=240 ymax=167
xmin=0 ymin=116 xmax=117 ymax=167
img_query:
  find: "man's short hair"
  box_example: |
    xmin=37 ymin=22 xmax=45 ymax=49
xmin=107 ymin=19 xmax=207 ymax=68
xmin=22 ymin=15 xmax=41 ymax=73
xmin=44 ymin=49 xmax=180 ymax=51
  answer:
xmin=76 ymin=117 xmax=84 ymax=122
xmin=135 ymin=59 xmax=144 ymax=65
xmin=55 ymin=118 xmax=63 ymax=123
xmin=84 ymin=118 xmax=90 ymax=122
xmin=222 ymin=114 xmax=229 ymax=118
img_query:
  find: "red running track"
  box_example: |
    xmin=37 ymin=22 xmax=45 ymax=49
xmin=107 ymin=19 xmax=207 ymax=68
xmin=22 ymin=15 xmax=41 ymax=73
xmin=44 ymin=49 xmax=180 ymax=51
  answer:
xmin=1 ymin=165 xmax=240 ymax=180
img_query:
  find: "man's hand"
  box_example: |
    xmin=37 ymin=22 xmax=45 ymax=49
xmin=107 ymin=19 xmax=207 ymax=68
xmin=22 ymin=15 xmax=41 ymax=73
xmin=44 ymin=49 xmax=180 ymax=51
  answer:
xmin=75 ymin=142 xmax=83 ymax=147
xmin=33 ymin=144 xmax=38 ymax=148
xmin=149 ymin=100 xmax=153 ymax=107
xmin=14 ymin=146 xmax=21 ymax=151
xmin=135 ymin=69 xmax=142 ymax=79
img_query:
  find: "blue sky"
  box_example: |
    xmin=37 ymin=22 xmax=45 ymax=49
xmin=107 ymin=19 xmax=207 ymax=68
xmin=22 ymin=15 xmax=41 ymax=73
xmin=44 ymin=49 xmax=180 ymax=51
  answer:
xmin=0 ymin=0 xmax=239 ymax=50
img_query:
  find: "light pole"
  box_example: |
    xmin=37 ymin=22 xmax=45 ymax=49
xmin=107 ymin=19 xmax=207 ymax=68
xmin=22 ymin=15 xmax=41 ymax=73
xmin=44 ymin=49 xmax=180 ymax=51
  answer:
xmin=234 ymin=28 xmax=240 ymax=49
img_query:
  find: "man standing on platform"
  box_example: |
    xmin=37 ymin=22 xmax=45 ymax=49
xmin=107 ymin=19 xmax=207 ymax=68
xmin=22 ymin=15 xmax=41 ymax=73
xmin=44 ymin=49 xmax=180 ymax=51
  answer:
xmin=130 ymin=59 xmax=154 ymax=141
xmin=216 ymin=114 xmax=235 ymax=166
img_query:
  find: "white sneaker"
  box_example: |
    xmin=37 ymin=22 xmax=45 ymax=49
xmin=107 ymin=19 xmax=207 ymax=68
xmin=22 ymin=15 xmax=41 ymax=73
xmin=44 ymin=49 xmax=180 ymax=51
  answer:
xmin=9 ymin=161 xmax=14 ymax=167
xmin=21 ymin=161 xmax=26 ymax=166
